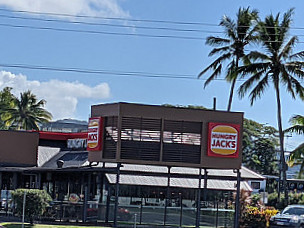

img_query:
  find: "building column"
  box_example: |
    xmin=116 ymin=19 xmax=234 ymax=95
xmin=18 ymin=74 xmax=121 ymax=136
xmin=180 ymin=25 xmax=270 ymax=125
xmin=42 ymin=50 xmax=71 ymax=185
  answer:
xmin=12 ymin=173 xmax=18 ymax=190
xmin=164 ymin=166 xmax=171 ymax=226
xmin=36 ymin=173 xmax=42 ymax=189
xmin=196 ymin=168 xmax=202 ymax=228
xmin=0 ymin=172 xmax=2 ymax=191
xmin=113 ymin=163 xmax=121 ymax=227
xmin=203 ymin=169 xmax=208 ymax=201
xmin=234 ymin=169 xmax=241 ymax=228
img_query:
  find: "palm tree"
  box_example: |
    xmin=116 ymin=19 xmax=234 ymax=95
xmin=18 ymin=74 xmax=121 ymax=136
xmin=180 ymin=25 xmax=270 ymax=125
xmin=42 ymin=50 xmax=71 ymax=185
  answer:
xmin=238 ymin=9 xmax=304 ymax=204
xmin=0 ymin=87 xmax=15 ymax=129
xmin=2 ymin=90 xmax=52 ymax=130
xmin=285 ymin=115 xmax=304 ymax=178
xmin=198 ymin=7 xmax=258 ymax=111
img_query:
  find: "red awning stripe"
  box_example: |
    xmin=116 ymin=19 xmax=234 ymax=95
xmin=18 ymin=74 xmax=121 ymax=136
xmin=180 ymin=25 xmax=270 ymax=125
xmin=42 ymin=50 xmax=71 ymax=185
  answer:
xmin=38 ymin=131 xmax=88 ymax=140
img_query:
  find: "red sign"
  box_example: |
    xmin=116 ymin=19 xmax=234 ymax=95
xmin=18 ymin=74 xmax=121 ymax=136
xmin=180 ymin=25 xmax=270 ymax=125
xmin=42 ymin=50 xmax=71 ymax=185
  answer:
xmin=87 ymin=117 xmax=104 ymax=151
xmin=207 ymin=122 xmax=240 ymax=158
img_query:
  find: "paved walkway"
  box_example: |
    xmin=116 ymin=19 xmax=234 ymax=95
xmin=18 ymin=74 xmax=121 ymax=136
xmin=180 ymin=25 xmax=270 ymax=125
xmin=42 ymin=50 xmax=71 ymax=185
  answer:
xmin=0 ymin=215 xmax=21 ymax=223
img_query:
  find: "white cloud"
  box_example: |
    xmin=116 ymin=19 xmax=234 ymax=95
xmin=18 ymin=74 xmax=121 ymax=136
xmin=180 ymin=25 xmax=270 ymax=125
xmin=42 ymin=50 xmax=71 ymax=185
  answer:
xmin=0 ymin=71 xmax=111 ymax=119
xmin=0 ymin=0 xmax=129 ymax=18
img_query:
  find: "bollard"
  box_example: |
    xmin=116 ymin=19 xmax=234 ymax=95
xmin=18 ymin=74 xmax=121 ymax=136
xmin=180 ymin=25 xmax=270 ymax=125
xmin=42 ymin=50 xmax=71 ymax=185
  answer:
xmin=22 ymin=191 xmax=26 ymax=228
xmin=134 ymin=213 xmax=137 ymax=228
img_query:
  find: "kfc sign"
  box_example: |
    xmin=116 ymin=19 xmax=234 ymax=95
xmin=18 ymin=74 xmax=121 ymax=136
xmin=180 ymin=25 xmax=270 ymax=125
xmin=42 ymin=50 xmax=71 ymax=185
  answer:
xmin=207 ymin=122 xmax=240 ymax=158
xmin=87 ymin=117 xmax=104 ymax=151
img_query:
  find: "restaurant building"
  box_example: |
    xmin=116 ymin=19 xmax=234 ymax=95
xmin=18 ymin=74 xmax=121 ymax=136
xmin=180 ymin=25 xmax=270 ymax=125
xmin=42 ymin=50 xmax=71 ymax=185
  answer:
xmin=0 ymin=103 xmax=265 ymax=227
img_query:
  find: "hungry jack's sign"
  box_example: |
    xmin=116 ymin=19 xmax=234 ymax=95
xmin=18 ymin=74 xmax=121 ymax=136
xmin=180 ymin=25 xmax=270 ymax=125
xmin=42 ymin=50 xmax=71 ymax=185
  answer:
xmin=87 ymin=117 xmax=104 ymax=151
xmin=207 ymin=122 xmax=240 ymax=158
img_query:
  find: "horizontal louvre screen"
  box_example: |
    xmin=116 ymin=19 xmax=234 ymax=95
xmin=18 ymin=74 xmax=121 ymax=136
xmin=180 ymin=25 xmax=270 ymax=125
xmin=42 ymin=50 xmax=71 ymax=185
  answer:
xmin=103 ymin=116 xmax=118 ymax=159
xmin=121 ymin=117 xmax=161 ymax=161
xmin=163 ymin=120 xmax=201 ymax=164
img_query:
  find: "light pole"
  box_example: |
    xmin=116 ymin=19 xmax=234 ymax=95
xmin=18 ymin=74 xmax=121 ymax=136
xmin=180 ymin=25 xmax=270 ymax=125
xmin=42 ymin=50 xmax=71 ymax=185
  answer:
xmin=277 ymin=134 xmax=292 ymax=205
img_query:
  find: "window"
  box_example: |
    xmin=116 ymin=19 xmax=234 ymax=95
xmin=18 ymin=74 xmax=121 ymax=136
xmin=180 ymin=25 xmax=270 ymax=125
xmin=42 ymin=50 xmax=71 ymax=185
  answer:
xmin=251 ymin=181 xmax=261 ymax=189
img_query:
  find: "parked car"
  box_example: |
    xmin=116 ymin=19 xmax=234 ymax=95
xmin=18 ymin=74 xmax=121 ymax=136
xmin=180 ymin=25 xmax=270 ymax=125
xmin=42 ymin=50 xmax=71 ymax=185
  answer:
xmin=117 ymin=207 xmax=132 ymax=221
xmin=0 ymin=190 xmax=12 ymax=210
xmin=270 ymin=205 xmax=304 ymax=227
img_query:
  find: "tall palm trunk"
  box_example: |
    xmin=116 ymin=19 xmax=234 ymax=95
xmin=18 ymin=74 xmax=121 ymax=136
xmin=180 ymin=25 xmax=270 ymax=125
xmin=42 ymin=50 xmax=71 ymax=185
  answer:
xmin=227 ymin=78 xmax=236 ymax=112
xmin=227 ymin=58 xmax=239 ymax=112
xmin=274 ymin=79 xmax=288 ymax=205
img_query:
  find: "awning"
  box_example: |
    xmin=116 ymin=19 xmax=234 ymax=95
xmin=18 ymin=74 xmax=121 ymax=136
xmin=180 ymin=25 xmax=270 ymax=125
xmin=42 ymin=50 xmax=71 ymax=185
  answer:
xmin=106 ymin=173 xmax=253 ymax=192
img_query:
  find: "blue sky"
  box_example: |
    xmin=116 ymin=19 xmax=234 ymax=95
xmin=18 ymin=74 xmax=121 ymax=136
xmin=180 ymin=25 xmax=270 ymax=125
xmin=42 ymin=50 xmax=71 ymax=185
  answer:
xmin=0 ymin=0 xmax=303 ymax=149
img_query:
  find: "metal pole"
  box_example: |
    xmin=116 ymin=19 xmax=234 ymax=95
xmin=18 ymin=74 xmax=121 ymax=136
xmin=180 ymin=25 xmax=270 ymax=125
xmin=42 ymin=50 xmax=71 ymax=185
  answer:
xmin=215 ymin=201 xmax=219 ymax=228
xmin=164 ymin=166 xmax=171 ymax=226
xmin=234 ymin=170 xmax=241 ymax=228
xmin=203 ymin=169 xmax=208 ymax=201
xmin=105 ymin=185 xmax=111 ymax=223
xmin=213 ymin=97 xmax=217 ymax=110
xmin=140 ymin=197 xmax=143 ymax=225
xmin=5 ymin=189 xmax=8 ymax=216
xmin=0 ymin=172 xmax=2 ymax=192
xmin=179 ymin=193 xmax=183 ymax=228
xmin=83 ymin=186 xmax=88 ymax=223
xmin=113 ymin=163 xmax=121 ymax=227
xmin=22 ymin=191 xmax=26 ymax=228
xmin=134 ymin=213 xmax=137 ymax=228
xmin=196 ymin=168 xmax=202 ymax=228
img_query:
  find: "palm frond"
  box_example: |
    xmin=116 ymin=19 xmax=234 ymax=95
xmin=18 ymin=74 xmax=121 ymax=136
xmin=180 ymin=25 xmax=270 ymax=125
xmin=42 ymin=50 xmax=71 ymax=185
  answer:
xmin=206 ymin=36 xmax=231 ymax=46
xmin=225 ymin=59 xmax=237 ymax=81
xmin=281 ymin=66 xmax=296 ymax=99
xmin=279 ymin=8 xmax=294 ymax=42
xmin=204 ymin=64 xmax=222 ymax=88
xmin=238 ymin=70 xmax=268 ymax=98
xmin=247 ymin=51 xmax=270 ymax=62
xmin=290 ymin=77 xmax=304 ymax=99
xmin=285 ymin=63 xmax=304 ymax=79
xmin=285 ymin=125 xmax=304 ymax=135
xmin=239 ymin=62 xmax=270 ymax=75
xmin=287 ymin=142 xmax=304 ymax=168
xmin=208 ymin=46 xmax=231 ymax=57
xmin=290 ymin=115 xmax=304 ymax=125
xmin=290 ymin=51 xmax=304 ymax=60
xmin=198 ymin=52 xmax=231 ymax=78
xmin=220 ymin=15 xmax=237 ymax=40
xmin=279 ymin=36 xmax=297 ymax=59
xmin=248 ymin=75 xmax=270 ymax=105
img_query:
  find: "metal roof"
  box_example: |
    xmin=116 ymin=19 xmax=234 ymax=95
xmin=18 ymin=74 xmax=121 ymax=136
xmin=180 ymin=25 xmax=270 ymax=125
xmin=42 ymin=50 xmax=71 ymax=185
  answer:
xmin=41 ymin=148 xmax=88 ymax=168
xmin=88 ymin=162 xmax=265 ymax=180
xmin=106 ymin=174 xmax=253 ymax=191
xmin=39 ymin=149 xmax=264 ymax=180
xmin=37 ymin=146 xmax=61 ymax=167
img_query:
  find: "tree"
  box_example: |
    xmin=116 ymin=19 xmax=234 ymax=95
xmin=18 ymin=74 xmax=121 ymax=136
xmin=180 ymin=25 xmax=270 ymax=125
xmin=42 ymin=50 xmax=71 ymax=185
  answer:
xmin=285 ymin=115 xmax=304 ymax=178
xmin=243 ymin=119 xmax=278 ymax=176
xmin=238 ymin=9 xmax=304 ymax=204
xmin=0 ymin=87 xmax=15 ymax=129
xmin=1 ymin=90 xmax=52 ymax=130
xmin=198 ymin=7 xmax=258 ymax=111
xmin=11 ymin=189 xmax=52 ymax=224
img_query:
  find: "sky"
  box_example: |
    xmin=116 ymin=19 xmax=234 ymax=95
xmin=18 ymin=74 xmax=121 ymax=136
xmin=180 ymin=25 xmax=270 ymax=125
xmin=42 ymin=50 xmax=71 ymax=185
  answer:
xmin=0 ymin=0 xmax=303 ymax=150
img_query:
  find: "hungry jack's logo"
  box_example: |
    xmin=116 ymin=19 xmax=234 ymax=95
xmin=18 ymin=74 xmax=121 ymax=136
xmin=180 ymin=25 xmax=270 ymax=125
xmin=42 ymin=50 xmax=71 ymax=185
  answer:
xmin=207 ymin=122 xmax=240 ymax=158
xmin=87 ymin=117 xmax=104 ymax=151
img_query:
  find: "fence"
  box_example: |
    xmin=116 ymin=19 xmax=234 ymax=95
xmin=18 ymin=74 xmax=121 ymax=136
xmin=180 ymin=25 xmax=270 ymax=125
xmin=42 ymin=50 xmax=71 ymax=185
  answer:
xmin=40 ymin=198 xmax=234 ymax=227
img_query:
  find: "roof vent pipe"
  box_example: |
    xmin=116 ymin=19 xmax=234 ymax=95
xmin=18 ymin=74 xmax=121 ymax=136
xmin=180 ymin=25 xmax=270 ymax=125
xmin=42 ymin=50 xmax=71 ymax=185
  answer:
xmin=57 ymin=160 xmax=64 ymax=168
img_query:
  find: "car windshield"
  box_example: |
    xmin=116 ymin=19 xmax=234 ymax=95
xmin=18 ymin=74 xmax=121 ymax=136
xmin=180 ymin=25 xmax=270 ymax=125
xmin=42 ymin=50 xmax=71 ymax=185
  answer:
xmin=282 ymin=207 xmax=304 ymax=216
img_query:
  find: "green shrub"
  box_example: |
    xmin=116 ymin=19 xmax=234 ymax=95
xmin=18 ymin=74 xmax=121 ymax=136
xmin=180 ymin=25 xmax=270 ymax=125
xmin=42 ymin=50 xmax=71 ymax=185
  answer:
xmin=240 ymin=206 xmax=278 ymax=228
xmin=11 ymin=189 xmax=52 ymax=224
xmin=251 ymin=193 xmax=261 ymax=206
xmin=267 ymin=192 xmax=284 ymax=209
xmin=267 ymin=191 xmax=304 ymax=209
